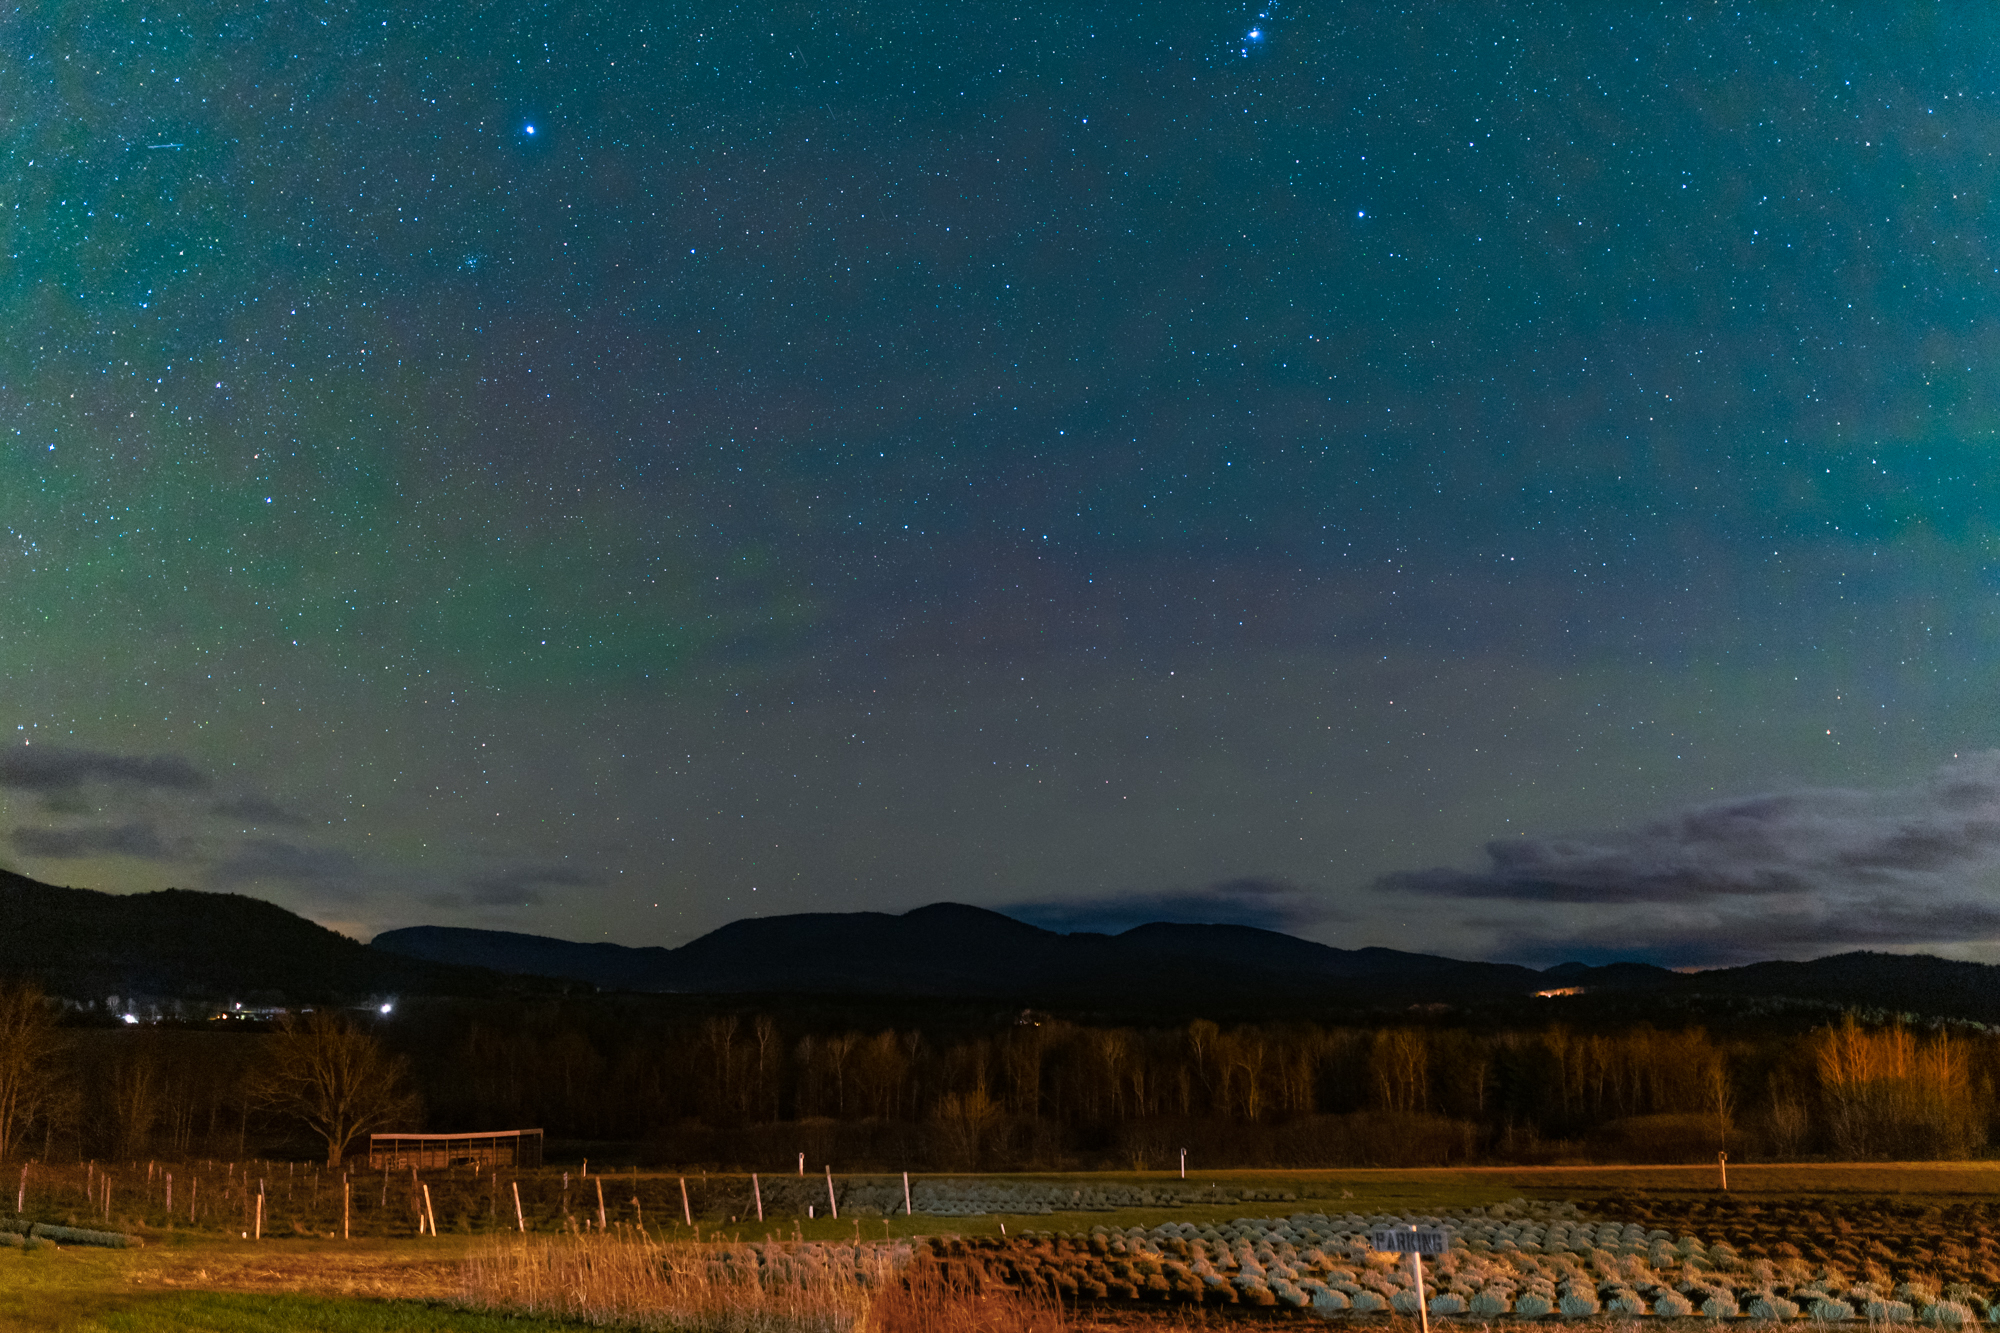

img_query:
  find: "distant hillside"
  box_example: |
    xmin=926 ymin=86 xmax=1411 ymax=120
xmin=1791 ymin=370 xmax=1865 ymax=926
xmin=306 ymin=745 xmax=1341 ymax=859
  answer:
xmin=0 ymin=869 xmax=516 ymax=1003
xmin=373 ymin=905 xmax=2000 ymax=1023
xmin=1668 ymin=952 xmax=2000 ymax=1024
xmin=373 ymin=902 xmax=1560 ymax=1005
xmin=13 ymin=870 xmax=2000 ymax=1023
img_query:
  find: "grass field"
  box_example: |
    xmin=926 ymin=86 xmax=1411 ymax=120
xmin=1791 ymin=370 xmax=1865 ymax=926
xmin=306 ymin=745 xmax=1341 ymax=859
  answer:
xmin=0 ymin=1234 xmax=583 ymax=1333
xmin=11 ymin=1162 xmax=2000 ymax=1333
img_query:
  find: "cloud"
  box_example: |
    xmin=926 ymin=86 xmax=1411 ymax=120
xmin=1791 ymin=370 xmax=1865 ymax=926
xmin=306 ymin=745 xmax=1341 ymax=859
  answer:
xmin=1482 ymin=897 xmax=2000 ymax=969
xmin=460 ymin=864 xmax=604 ymax=907
xmin=0 ymin=747 xmax=206 ymax=791
xmin=10 ymin=822 xmax=170 ymax=860
xmin=1380 ymin=752 xmax=2000 ymax=906
xmin=209 ymin=837 xmax=362 ymax=888
xmin=209 ymin=795 xmax=309 ymax=827
xmin=1002 ymin=877 xmax=1338 ymax=935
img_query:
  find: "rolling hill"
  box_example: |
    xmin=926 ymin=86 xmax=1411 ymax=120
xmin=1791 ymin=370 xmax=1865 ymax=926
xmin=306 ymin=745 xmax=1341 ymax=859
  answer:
xmin=0 ymin=869 xmax=518 ymax=1003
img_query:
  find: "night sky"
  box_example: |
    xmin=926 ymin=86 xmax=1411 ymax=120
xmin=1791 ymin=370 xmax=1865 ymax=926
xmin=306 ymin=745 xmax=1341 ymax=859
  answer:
xmin=7 ymin=3 xmax=2000 ymax=967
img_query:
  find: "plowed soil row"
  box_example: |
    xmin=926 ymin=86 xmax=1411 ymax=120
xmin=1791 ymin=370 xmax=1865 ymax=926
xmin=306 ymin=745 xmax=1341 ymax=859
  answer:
xmin=1584 ymin=1194 xmax=2000 ymax=1288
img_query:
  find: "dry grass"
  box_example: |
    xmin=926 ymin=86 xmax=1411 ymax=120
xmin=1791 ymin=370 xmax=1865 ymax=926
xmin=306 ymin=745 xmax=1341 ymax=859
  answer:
xmin=461 ymin=1232 xmax=1229 ymax=1333
xmin=869 ymin=1250 xmax=1069 ymax=1333
xmin=462 ymin=1230 xmax=890 ymax=1332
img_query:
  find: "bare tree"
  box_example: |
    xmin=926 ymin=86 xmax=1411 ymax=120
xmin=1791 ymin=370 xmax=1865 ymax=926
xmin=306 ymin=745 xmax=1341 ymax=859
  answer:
xmin=0 ymin=982 xmax=59 ymax=1161
xmin=255 ymin=1010 xmax=421 ymax=1165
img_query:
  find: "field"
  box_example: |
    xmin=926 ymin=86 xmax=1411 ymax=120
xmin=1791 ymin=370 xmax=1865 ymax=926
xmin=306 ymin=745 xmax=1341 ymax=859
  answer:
xmin=8 ymin=1162 xmax=2000 ymax=1332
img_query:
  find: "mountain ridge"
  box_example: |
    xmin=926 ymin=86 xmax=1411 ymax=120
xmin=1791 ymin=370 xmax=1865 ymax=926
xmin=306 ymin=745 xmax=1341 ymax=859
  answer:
xmin=372 ymin=901 xmax=1588 ymax=1003
xmin=0 ymin=869 xmax=525 ymax=1003
xmin=8 ymin=867 xmax=2000 ymax=1022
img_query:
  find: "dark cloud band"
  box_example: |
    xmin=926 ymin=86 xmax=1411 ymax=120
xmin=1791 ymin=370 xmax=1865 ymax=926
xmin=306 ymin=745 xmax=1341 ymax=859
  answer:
xmin=0 ymin=748 xmax=206 ymax=792
xmin=1381 ymin=752 xmax=2000 ymax=906
xmin=11 ymin=822 xmax=170 ymax=860
xmin=1002 ymin=877 xmax=1336 ymax=935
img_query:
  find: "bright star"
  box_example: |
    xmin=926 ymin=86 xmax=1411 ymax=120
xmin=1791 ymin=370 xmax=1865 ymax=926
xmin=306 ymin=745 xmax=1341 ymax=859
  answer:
xmin=524 ymin=124 xmax=536 ymax=135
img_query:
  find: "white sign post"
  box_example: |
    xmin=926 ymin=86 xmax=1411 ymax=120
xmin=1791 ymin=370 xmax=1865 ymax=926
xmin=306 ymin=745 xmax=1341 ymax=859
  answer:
xmin=1372 ymin=1225 xmax=1450 ymax=1333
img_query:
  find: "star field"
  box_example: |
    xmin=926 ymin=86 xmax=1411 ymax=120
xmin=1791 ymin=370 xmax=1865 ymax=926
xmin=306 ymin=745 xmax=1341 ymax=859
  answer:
xmin=5 ymin=3 xmax=2000 ymax=963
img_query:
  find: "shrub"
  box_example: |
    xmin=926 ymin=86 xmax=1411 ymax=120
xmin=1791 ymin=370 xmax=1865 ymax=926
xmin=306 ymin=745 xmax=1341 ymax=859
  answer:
xmin=1313 ymin=1288 xmax=1352 ymax=1314
xmin=1748 ymin=1295 xmax=1801 ymax=1321
xmin=1704 ymin=1292 xmax=1743 ymax=1319
xmin=1866 ymin=1301 xmax=1916 ymax=1324
xmin=1560 ymin=1291 xmax=1602 ymax=1317
xmin=1430 ymin=1292 xmax=1468 ymax=1316
xmin=1608 ymin=1290 xmax=1649 ymax=1316
xmin=1926 ymin=1303 xmax=1977 ymax=1329
xmin=1469 ymin=1290 xmax=1512 ymax=1317
xmin=1349 ymin=1289 xmax=1387 ymax=1313
xmin=1392 ymin=1288 xmax=1425 ymax=1314
xmin=1654 ymin=1291 xmax=1695 ymax=1318
xmin=4 ymin=1222 xmax=136 ymax=1249
xmin=1811 ymin=1298 xmax=1856 ymax=1322
xmin=1515 ymin=1293 xmax=1556 ymax=1319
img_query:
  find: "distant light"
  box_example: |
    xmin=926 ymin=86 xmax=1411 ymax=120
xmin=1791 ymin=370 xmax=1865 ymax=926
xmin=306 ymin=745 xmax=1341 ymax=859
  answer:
xmin=380 ymin=1002 xmax=394 ymax=1014
xmin=121 ymin=1013 xmax=139 ymax=1025
xmin=524 ymin=124 xmax=536 ymax=135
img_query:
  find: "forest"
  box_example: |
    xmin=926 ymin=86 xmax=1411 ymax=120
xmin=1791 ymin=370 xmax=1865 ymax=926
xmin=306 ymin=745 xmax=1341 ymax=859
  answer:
xmin=1 ymin=989 xmax=1993 ymax=1170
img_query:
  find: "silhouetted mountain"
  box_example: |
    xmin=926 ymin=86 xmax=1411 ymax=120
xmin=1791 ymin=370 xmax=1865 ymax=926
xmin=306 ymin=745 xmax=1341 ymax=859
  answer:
xmin=14 ymin=871 xmax=2000 ymax=1023
xmin=1668 ymin=951 xmax=2000 ymax=1024
xmin=373 ymin=905 xmax=2000 ymax=1022
xmin=374 ymin=902 xmax=1549 ymax=1004
xmin=0 ymin=870 xmax=518 ymax=1004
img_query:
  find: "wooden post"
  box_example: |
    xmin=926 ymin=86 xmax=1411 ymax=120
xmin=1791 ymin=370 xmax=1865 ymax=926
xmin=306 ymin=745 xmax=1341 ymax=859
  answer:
xmin=903 ymin=1170 xmax=912 ymax=1216
xmin=1411 ymin=1249 xmax=1429 ymax=1333
xmin=343 ymin=1175 xmax=351 ymax=1240
xmin=105 ymin=1176 xmax=113 ymax=1223
xmin=254 ymin=1184 xmax=263 ymax=1240
xmin=513 ymin=1180 xmax=526 ymax=1233
xmin=797 ymin=1152 xmax=804 ymax=1176
xmin=752 ymin=1172 xmax=763 ymax=1222
xmin=825 ymin=1166 xmax=838 ymax=1220
xmin=595 ymin=1177 xmax=607 ymax=1231
xmin=165 ymin=1173 xmax=172 ymax=1213
xmin=1718 ymin=1150 xmax=1729 ymax=1191
xmin=18 ymin=1164 xmax=27 ymax=1214
xmin=189 ymin=1175 xmax=197 ymax=1221
xmin=679 ymin=1176 xmax=692 ymax=1226
xmin=422 ymin=1183 xmax=437 ymax=1237
xmin=1180 ymin=1148 xmax=1186 ymax=1179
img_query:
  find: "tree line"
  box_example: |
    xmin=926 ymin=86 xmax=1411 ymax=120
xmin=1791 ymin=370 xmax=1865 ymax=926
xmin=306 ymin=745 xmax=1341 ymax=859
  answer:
xmin=1 ymin=983 xmax=1993 ymax=1168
